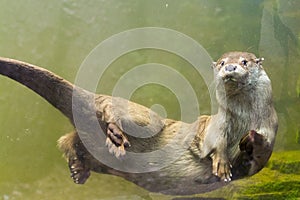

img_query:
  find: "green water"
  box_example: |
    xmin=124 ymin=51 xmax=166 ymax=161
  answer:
xmin=0 ymin=0 xmax=299 ymax=199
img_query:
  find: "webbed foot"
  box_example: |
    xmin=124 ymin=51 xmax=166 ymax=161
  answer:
xmin=69 ymin=156 xmax=90 ymax=184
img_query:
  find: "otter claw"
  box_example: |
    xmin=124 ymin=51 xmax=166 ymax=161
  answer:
xmin=224 ymin=177 xmax=231 ymax=182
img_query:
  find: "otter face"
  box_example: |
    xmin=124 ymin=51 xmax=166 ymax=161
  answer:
xmin=213 ymin=52 xmax=264 ymax=89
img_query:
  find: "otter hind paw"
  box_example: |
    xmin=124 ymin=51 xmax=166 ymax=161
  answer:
xmin=106 ymin=123 xmax=130 ymax=158
xmin=69 ymin=157 xmax=90 ymax=184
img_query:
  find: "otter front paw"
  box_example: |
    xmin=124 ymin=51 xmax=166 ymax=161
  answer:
xmin=239 ymin=130 xmax=272 ymax=175
xmin=239 ymin=130 xmax=264 ymax=154
xmin=106 ymin=123 xmax=131 ymax=158
xmin=211 ymin=154 xmax=232 ymax=182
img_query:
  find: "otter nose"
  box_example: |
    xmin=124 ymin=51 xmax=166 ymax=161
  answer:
xmin=225 ymin=65 xmax=237 ymax=72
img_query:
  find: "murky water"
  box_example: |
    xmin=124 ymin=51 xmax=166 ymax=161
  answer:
xmin=0 ymin=0 xmax=299 ymax=199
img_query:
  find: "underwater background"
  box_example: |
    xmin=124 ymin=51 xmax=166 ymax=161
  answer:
xmin=0 ymin=0 xmax=299 ymax=199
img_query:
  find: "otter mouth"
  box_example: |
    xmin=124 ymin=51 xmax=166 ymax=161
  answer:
xmin=223 ymin=75 xmax=239 ymax=83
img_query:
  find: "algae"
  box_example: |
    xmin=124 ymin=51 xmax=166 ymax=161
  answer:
xmin=267 ymin=151 xmax=300 ymax=174
xmin=187 ymin=151 xmax=300 ymax=200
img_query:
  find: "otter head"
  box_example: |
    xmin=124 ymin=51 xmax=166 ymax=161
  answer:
xmin=213 ymin=52 xmax=264 ymax=94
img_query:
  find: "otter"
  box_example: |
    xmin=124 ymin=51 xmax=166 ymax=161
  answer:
xmin=0 ymin=52 xmax=277 ymax=195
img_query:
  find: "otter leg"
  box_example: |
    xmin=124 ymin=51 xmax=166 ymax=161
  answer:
xmin=201 ymin=131 xmax=232 ymax=182
xmin=105 ymin=123 xmax=130 ymax=158
xmin=57 ymin=131 xmax=91 ymax=184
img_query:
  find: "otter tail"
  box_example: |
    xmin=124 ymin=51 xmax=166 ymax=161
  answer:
xmin=0 ymin=57 xmax=89 ymax=123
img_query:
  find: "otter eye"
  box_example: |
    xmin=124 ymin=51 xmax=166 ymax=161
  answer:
xmin=220 ymin=61 xmax=225 ymax=66
xmin=241 ymin=60 xmax=248 ymax=66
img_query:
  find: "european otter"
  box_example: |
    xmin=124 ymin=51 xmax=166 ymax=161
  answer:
xmin=0 ymin=52 xmax=277 ymax=195
xmin=199 ymin=52 xmax=278 ymax=182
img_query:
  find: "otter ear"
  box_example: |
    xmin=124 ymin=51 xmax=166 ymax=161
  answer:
xmin=211 ymin=61 xmax=217 ymax=68
xmin=255 ymin=57 xmax=264 ymax=65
